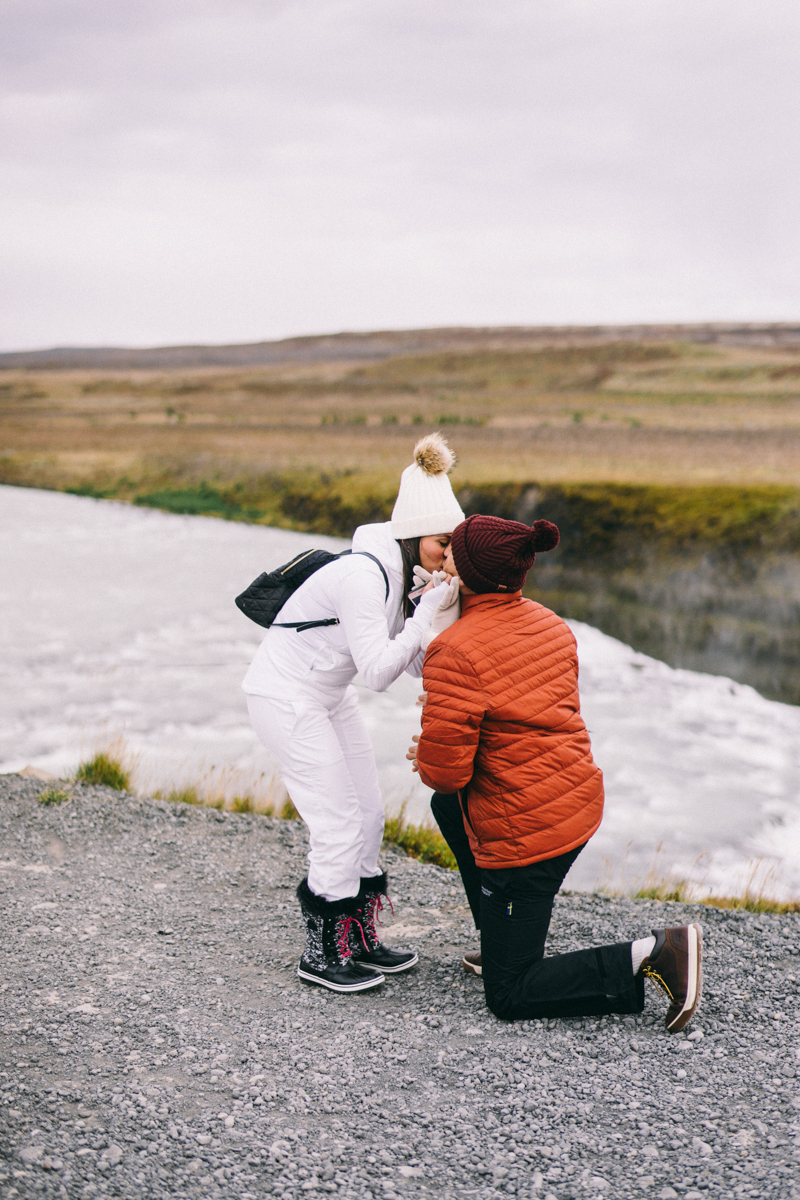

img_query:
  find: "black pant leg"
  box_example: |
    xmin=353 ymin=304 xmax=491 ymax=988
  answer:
xmin=429 ymin=792 xmax=482 ymax=930
xmin=480 ymin=847 xmax=644 ymax=1021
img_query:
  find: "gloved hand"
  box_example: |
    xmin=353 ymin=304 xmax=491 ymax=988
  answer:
xmin=409 ymin=565 xmax=450 ymax=599
xmin=421 ymin=575 xmax=461 ymax=650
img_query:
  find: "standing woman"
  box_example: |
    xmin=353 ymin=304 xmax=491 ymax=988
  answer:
xmin=242 ymin=435 xmax=464 ymax=993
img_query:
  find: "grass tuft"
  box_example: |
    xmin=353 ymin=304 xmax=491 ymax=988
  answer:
xmin=75 ymin=752 xmax=131 ymax=791
xmin=699 ymin=894 xmax=800 ymax=915
xmin=634 ymin=881 xmax=693 ymax=904
xmin=38 ymin=786 xmax=73 ymax=805
xmin=383 ymin=806 xmax=456 ymax=870
xmin=156 ymin=787 xmax=202 ymax=806
xmin=280 ymin=797 xmax=300 ymax=820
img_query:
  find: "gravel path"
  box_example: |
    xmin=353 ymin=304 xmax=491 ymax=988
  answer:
xmin=1 ymin=774 xmax=799 ymax=1200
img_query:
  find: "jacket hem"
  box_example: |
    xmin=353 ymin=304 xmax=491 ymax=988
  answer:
xmin=470 ymin=814 xmax=603 ymax=871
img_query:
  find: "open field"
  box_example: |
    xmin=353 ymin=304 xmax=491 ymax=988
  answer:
xmin=3 ymin=338 xmax=800 ymax=493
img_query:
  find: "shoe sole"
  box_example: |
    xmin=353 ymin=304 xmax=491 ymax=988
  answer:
xmin=666 ymin=923 xmax=703 ymax=1032
xmin=462 ymin=957 xmax=482 ymax=977
xmin=352 ymin=951 xmax=419 ymax=974
xmin=296 ymin=967 xmax=385 ymax=993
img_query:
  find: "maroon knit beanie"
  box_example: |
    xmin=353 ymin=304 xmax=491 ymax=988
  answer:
xmin=450 ymin=514 xmax=560 ymax=594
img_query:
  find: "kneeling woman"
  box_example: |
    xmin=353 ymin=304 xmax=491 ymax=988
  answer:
xmin=242 ymin=435 xmax=464 ymax=993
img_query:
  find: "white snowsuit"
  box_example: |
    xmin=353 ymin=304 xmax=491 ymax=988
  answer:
xmin=242 ymin=522 xmax=444 ymax=901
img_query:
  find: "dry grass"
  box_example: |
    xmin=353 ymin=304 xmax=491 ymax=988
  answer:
xmin=627 ymin=851 xmax=799 ymax=915
xmin=4 ymin=340 xmax=800 ymax=491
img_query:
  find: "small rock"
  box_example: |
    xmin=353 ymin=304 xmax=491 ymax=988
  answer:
xmin=41 ymin=1156 xmax=64 ymax=1171
xmin=398 ymin=1165 xmax=424 ymax=1178
xmin=19 ymin=1146 xmax=45 ymax=1165
xmin=20 ymin=766 xmax=57 ymax=781
xmin=691 ymin=1136 xmax=712 ymax=1156
xmin=195 ymin=1133 xmax=212 ymax=1145
xmin=657 ymin=1189 xmax=678 ymax=1199
xmin=224 ymin=1115 xmax=235 ymax=1128
xmin=101 ymin=1144 xmax=123 ymax=1166
xmin=639 ymin=1177 xmax=655 ymax=1189
xmin=642 ymin=1145 xmax=659 ymax=1158
xmin=588 ymin=1177 xmax=608 ymax=1189
xmin=675 ymin=1068 xmax=687 ymax=1079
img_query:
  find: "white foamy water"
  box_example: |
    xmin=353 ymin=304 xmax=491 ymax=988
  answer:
xmin=3 ymin=485 xmax=799 ymax=899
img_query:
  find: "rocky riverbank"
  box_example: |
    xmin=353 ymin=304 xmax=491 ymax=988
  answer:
xmin=1 ymin=775 xmax=799 ymax=1200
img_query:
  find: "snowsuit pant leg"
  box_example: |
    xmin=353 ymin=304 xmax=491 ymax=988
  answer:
xmin=247 ymin=689 xmax=384 ymax=902
xmin=481 ymin=847 xmax=645 ymax=1021
xmin=430 ymin=792 xmax=483 ymax=929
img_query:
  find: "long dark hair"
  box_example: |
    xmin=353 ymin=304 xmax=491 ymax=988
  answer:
xmin=398 ymin=537 xmax=422 ymax=618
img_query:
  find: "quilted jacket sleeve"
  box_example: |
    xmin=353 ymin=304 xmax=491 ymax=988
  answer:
xmin=416 ymin=640 xmax=486 ymax=794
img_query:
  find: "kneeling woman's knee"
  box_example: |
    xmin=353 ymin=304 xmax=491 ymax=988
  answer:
xmin=483 ymin=980 xmax=516 ymax=1022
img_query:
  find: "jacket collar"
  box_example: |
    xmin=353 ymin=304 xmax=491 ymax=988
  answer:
xmin=460 ymin=591 xmax=523 ymax=612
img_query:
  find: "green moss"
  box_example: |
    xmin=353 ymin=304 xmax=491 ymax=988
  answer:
xmin=134 ymin=482 xmax=245 ymax=519
xmin=75 ymin=753 xmax=130 ymax=791
xmin=65 ymin=483 xmax=115 ymax=499
xmin=383 ymin=809 xmax=457 ymax=870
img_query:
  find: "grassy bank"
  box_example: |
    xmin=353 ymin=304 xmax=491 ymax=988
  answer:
xmin=4 ymin=450 xmax=799 ymax=553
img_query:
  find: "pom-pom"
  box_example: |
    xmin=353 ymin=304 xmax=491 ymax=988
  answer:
xmin=530 ymin=519 xmax=559 ymax=553
xmin=414 ymin=432 xmax=456 ymax=476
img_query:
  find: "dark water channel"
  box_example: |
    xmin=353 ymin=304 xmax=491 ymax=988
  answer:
xmin=527 ymin=551 xmax=800 ymax=706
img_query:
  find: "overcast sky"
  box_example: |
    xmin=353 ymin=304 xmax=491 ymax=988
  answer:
xmin=1 ymin=0 xmax=799 ymax=350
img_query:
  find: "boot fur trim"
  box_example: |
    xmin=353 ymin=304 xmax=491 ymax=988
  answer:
xmin=359 ymin=872 xmax=388 ymax=896
xmin=296 ymin=877 xmax=358 ymax=917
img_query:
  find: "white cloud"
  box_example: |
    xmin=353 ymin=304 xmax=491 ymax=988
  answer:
xmin=1 ymin=0 xmax=799 ymax=348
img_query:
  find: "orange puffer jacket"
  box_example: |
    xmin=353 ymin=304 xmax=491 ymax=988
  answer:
xmin=416 ymin=592 xmax=603 ymax=869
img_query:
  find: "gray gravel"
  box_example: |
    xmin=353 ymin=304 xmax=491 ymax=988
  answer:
xmin=1 ymin=774 xmax=799 ymax=1200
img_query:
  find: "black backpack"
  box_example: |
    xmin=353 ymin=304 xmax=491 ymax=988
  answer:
xmin=235 ymin=549 xmax=389 ymax=632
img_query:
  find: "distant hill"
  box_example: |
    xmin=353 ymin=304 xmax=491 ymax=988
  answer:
xmin=3 ymin=321 xmax=800 ymax=370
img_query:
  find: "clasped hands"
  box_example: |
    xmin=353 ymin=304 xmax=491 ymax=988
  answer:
xmin=411 ymin=567 xmax=461 ymax=651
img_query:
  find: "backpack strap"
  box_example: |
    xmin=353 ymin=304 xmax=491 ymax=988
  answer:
xmin=273 ymin=549 xmax=391 ymax=632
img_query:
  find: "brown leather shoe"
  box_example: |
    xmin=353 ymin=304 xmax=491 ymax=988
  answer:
xmin=462 ymin=951 xmax=482 ymax=977
xmin=640 ymin=924 xmax=703 ymax=1032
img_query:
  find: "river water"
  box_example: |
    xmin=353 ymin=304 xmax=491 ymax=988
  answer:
xmin=3 ymin=485 xmax=799 ymax=899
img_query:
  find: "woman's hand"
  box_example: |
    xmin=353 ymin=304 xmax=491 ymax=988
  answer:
xmin=410 ymin=566 xmax=450 ymax=598
xmin=421 ymin=576 xmax=461 ymax=650
xmin=406 ymin=734 xmax=420 ymax=773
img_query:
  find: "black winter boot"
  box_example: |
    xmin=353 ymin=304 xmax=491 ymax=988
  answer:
xmin=350 ymin=872 xmax=418 ymax=973
xmin=296 ymin=879 xmax=385 ymax=993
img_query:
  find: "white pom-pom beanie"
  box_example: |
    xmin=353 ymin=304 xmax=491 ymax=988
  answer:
xmin=390 ymin=433 xmax=466 ymax=539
